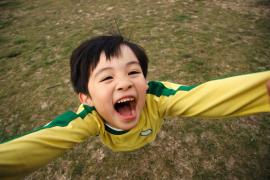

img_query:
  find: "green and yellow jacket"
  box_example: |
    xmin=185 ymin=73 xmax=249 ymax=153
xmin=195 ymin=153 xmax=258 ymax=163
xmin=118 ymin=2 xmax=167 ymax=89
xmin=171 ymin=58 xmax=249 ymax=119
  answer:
xmin=0 ymin=71 xmax=270 ymax=178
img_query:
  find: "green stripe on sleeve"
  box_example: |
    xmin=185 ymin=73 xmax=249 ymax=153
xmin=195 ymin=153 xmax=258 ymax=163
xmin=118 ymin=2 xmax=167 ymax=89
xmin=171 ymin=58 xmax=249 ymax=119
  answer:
xmin=43 ymin=111 xmax=79 ymax=128
xmin=178 ymin=84 xmax=197 ymax=91
xmin=147 ymin=81 xmax=197 ymax=97
xmin=1 ymin=111 xmax=79 ymax=144
xmin=1 ymin=106 xmax=95 ymax=144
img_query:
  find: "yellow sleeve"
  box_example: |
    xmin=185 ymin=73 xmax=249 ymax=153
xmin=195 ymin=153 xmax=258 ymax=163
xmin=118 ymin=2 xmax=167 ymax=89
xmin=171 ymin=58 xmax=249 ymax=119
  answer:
xmin=0 ymin=107 xmax=99 ymax=179
xmin=155 ymin=71 xmax=270 ymax=118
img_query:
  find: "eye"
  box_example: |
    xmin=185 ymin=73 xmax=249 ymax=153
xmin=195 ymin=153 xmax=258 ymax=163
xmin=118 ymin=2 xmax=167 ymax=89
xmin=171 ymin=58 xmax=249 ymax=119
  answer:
xmin=128 ymin=70 xmax=141 ymax=75
xmin=100 ymin=76 xmax=113 ymax=82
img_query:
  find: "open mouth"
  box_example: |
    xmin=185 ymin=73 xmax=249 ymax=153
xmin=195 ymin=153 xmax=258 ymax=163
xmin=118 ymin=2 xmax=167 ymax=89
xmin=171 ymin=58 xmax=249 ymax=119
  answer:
xmin=114 ymin=97 xmax=136 ymax=117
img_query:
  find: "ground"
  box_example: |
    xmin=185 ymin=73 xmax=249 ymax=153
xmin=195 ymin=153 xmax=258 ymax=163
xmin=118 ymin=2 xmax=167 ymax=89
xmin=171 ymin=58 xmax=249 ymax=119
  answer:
xmin=0 ymin=0 xmax=270 ymax=179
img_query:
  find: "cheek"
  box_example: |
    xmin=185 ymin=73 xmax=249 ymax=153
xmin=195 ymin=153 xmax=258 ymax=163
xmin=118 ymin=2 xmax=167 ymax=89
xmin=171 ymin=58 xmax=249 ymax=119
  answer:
xmin=139 ymin=80 xmax=148 ymax=91
xmin=136 ymin=81 xmax=148 ymax=100
xmin=91 ymin=86 xmax=113 ymax=105
xmin=93 ymin=91 xmax=107 ymax=102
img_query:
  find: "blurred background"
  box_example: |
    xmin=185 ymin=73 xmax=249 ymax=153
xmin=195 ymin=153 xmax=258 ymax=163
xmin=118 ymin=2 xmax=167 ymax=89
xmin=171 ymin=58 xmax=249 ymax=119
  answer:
xmin=0 ymin=0 xmax=270 ymax=179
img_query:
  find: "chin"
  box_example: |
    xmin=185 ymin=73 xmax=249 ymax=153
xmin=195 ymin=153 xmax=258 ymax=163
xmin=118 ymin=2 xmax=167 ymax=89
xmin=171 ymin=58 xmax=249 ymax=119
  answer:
xmin=119 ymin=120 xmax=138 ymax=130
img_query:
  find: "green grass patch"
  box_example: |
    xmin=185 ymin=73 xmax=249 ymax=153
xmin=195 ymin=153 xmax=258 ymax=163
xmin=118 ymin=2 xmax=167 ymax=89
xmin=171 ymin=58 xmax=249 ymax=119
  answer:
xmin=0 ymin=19 xmax=12 ymax=29
xmin=175 ymin=14 xmax=192 ymax=22
xmin=14 ymin=36 xmax=27 ymax=45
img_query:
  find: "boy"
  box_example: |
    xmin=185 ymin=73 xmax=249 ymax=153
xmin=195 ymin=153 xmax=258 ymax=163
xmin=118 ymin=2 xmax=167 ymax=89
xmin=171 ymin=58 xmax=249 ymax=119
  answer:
xmin=0 ymin=34 xmax=270 ymax=178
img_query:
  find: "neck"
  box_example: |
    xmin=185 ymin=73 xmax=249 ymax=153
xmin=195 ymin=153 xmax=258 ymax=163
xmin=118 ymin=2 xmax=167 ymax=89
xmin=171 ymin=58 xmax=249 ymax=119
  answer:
xmin=104 ymin=123 xmax=129 ymax=135
xmin=105 ymin=123 xmax=124 ymax=131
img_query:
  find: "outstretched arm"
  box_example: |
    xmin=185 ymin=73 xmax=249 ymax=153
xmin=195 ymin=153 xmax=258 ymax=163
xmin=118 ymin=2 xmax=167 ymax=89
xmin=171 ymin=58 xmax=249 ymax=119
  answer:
xmin=0 ymin=108 xmax=99 ymax=179
xmin=155 ymin=71 xmax=270 ymax=118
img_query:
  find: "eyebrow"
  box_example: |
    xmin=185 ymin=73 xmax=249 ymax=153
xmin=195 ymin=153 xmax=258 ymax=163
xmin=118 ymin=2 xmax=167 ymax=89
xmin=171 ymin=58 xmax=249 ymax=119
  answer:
xmin=126 ymin=61 xmax=140 ymax=66
xmin=94 ymin=67 xmax=113 ymax=78
xmin=94 ymin=60 xmax=140 ymax=78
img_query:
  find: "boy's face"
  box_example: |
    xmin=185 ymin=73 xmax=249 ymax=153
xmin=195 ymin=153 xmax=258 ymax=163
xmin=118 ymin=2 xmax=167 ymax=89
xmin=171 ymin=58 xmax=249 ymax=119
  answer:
xmin=80 ymin=45 xmax=148 ymax=130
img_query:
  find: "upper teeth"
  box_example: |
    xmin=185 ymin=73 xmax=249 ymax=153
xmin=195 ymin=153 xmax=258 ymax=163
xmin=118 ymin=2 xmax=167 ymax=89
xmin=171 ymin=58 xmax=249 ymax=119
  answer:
xmin=117 ymin=97 xmax=134 ymax=103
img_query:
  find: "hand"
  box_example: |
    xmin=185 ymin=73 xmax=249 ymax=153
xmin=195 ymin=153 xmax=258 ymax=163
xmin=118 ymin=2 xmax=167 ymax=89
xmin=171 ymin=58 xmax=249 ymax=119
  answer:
xmin=267 ymin=80 xmax=270 ymax=99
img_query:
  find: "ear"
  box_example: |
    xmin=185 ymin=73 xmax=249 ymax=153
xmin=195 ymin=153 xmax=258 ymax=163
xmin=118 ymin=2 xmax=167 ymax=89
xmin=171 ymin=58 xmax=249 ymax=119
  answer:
xmin=79 ymin=93 xmax=93 ymax=106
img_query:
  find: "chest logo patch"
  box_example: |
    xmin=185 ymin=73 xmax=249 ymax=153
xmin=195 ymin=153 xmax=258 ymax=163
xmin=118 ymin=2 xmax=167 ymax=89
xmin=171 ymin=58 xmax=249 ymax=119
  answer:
xmin=140 ymin=129 xmax=152 ymax=136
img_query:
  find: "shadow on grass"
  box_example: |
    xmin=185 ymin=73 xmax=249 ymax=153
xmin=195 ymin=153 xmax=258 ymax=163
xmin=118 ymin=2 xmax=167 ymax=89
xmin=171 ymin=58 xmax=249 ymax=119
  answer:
xmin=0 ymin=0 xmax=21 ymax=9
xmin=256 ymin=0 xmax=270 ymax=6
xmin=0 ymin=1 xmax=22 ymax=29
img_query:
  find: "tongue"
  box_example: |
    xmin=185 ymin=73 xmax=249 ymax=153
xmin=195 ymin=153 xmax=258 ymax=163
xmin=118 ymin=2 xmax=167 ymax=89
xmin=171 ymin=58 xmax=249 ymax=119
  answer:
xmin=118 ymin=104 xmax=132 ymax=116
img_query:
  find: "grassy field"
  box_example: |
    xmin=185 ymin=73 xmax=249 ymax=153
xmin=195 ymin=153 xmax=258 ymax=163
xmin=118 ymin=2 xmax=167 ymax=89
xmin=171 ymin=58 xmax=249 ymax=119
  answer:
xmin=1 ymin=0 xmax=270 ymax=179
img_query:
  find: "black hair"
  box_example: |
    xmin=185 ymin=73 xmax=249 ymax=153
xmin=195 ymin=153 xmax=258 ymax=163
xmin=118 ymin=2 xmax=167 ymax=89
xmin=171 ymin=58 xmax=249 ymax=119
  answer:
xmin=70 ymin=34 xmax=149 ymax=94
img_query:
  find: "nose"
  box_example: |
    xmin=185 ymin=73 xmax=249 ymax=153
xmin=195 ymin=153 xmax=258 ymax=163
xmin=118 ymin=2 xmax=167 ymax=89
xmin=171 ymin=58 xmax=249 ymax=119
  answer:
xmin=116 ymin=77 xmax=133 ymax=91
